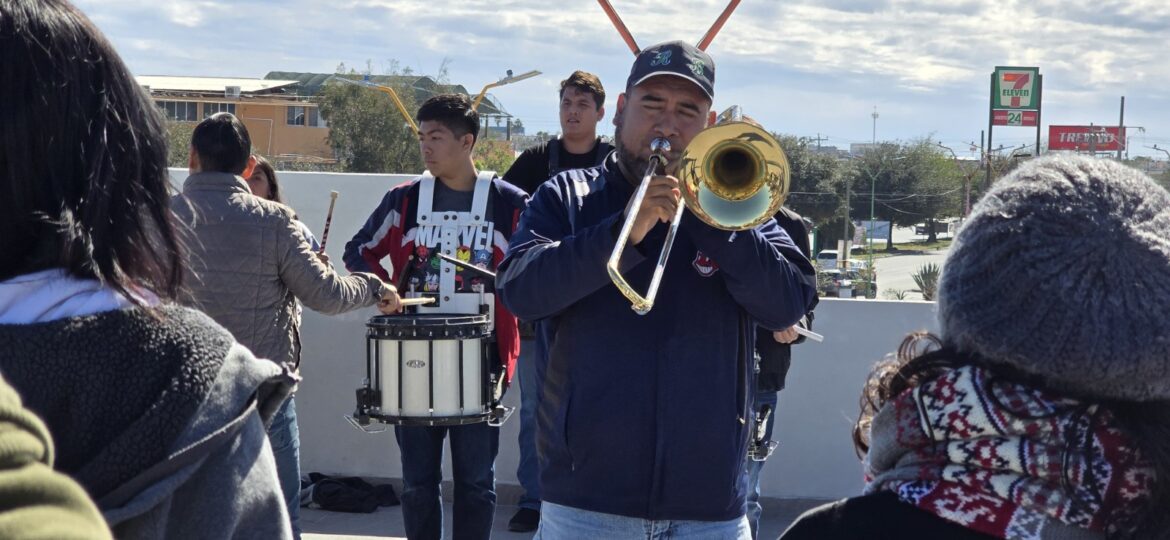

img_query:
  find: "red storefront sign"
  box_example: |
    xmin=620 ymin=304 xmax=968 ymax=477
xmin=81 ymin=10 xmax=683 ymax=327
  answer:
xmin=1048 ymin=126 xmax=1125 ymax=152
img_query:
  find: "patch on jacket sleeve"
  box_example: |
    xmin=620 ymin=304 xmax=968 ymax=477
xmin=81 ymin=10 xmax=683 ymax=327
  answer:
xmin=692 ymin=251 xmax=719 ymax=277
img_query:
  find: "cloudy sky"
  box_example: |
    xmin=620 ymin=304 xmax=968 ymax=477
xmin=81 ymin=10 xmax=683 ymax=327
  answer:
xmin=75 ymin=0 xmax=1170 ymax=159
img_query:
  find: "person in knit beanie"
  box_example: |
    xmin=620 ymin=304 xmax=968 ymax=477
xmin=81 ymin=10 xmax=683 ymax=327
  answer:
xmin=781 ymin=155 xmax=1170 ymax=540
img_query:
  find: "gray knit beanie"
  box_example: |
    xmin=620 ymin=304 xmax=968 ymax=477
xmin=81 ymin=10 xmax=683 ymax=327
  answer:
xmin=938 ymin=155 xmax=1170 ymax=401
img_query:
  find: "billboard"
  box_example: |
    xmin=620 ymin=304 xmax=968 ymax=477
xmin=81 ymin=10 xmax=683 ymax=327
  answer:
xmin=1048 ymin=126 xmax=1126 ymax=152
xmin=992 ymin=67 xmax=1041 ymax=110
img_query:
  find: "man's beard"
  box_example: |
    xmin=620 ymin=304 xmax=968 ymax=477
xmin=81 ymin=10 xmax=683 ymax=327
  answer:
xmin=613 ymin=121 xmax=648 ymax=186
xmin=613 ymin=119 xmax=681 ymax=186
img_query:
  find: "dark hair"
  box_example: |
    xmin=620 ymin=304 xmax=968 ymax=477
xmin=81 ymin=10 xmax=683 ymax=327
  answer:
xmin=560 ymin=70 xmax=606 ymax=109
xmin=854 ymin=332 xmax=1170 ymax=540
xmin=250 ymin=155 xmax=284 ymax=204
xmin=416 ymin=94 xmax=479 ymax=145
xmin=0 ymin=0 xmax=182 ymax=301
xmin=191 ymin=112 xmax=252 ymax=174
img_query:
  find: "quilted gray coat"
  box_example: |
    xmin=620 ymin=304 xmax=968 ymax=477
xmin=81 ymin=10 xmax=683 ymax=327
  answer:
xmin=172 ymin=172 xmax=386 ymax=366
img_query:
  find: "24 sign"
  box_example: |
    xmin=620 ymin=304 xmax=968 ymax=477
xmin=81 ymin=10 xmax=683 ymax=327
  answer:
xmin=993 ymin=110 xmax=1038 ymax=127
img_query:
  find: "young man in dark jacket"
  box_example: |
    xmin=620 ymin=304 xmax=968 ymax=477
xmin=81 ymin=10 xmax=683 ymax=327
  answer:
xmin=496 ymin=41 xmax=817 ymax=538
xmin=500 ymin=69 xmax=614 ymax=533
xmin=747 ymin=207 xmax=818 ymax=538
xmin=344 ymin=94 xmax=527 ymax=540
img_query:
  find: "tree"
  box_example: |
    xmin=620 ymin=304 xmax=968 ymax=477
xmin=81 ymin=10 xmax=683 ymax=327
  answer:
xmin=772 ymin=134 xmax=844 ymax=254
xmin=849 ymin=140 xmax=963 ymax=246
xmin=316 ymin=69 xmax=422 ymax=174
xmin=473 ymin=139 xmax=516 ymax=174
xmin=166 ymin=121 xmax=194 ymax=168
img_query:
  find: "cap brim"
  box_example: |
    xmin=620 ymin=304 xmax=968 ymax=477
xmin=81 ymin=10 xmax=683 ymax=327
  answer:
xmin=628 ymin=72 xmax=713 ymax=101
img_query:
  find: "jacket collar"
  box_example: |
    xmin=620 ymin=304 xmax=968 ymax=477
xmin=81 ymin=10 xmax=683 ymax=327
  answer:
xmin=182 ymin=171 xmax=250 ymax=194
xmin=601 ymin=151 xmax=636 ymax=197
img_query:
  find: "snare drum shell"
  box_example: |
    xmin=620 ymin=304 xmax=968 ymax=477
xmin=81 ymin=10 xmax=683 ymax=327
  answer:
xmin=379 ymin=338 xmax=485 ymax=417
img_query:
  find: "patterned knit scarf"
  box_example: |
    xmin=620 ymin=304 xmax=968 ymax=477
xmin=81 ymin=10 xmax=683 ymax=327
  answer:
xmin=864 ymin=365 xmax=1154 ymax=540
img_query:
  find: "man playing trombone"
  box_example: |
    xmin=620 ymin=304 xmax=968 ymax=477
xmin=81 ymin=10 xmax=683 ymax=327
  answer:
xmin=496 ymin=41 xmax=817 ymax=538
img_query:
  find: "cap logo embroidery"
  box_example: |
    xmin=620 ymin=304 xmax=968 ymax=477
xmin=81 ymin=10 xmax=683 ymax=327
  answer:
xmin=689 ymin=59 xmax=706 ymax=78
xmin=650 ymin=49 xmax=672 ymax=67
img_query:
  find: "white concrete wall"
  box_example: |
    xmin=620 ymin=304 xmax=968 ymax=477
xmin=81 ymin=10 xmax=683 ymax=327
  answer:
xmin=169 ymin=169 xmax=941 ymax=501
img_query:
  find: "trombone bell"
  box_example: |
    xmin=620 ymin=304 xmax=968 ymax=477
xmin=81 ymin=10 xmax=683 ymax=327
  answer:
xmin=679 ymin=120 xmax=790 ymax=231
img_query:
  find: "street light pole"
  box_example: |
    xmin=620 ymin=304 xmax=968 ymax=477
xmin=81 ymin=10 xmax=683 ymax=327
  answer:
xmin=868 ymin=163 xmax=875 ymax=280
xmin=938 ymin=143 xmax=975 ymax=217
xmin=842 ymin=173 xmax=849 ymax=266
xmin=1150 ymin=144 xmax=1170 ymax=161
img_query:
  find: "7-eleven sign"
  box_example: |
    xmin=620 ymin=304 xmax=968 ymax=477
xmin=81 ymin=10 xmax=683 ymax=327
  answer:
xmin=992 ymin=67 xmax=1041 ymax=110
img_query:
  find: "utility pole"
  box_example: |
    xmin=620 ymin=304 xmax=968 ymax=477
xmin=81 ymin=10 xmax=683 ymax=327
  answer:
xmin=871 ymin=106 xmax=879 ymax=145
xmin=1117 ymin=96 xmax=1126 ymax=160
xmin=807 ymin=133 xmax=829 ymax=149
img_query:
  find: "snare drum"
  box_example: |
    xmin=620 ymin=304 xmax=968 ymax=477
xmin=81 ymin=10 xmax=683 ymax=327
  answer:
xmin=355 ymin=313 xmax=498 ymax=426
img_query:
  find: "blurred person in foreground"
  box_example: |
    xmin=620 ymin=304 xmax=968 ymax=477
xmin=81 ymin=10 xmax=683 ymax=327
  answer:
xmin=0 ymin=1 xmax=295 ymax=537
xmin=782 ymin=155 xmax=1170 ymax=540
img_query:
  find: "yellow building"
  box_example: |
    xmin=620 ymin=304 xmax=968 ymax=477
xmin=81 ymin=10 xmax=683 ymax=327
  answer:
xmin=138 ymin=75 xmax=335 ymax=162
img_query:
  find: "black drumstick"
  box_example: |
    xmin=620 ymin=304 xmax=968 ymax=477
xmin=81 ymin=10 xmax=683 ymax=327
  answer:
xmin=436 ymin=252 xmax=496 ymax=279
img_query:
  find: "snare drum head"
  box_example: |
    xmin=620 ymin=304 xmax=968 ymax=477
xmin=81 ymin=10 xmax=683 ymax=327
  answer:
xmin=367 ymin=313 xmax=491 ymax=339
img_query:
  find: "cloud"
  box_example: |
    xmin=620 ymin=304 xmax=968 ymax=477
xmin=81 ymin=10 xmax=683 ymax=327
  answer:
xmin=69 ymin=0 xmax=1170 ymax=154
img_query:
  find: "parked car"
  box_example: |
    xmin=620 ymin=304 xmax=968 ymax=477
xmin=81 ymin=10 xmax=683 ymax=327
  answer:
xmin=817 ymin=268 xmax=876 ymax=299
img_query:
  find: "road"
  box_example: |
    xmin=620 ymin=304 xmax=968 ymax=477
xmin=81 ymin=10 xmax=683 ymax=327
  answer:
xmin=874 ymin=249 xmax=949 ymax=300
xmin=864 ymin=226 xmax=951 ymax=300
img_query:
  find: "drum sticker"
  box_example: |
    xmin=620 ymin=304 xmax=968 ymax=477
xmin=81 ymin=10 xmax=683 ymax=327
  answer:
xmin=693 ymin=251 xmax=719 ymax=277
xmin=410 ymin=222 xmax=497 ymax=293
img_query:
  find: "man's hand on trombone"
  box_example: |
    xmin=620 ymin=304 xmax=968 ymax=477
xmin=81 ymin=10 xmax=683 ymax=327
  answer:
xmin=624 ymin=175 xmax=681 ymax=246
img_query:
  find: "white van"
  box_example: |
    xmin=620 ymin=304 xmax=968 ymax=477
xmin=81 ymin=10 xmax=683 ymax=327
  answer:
xmin=815 ymin=249 xmax=839 ymax=268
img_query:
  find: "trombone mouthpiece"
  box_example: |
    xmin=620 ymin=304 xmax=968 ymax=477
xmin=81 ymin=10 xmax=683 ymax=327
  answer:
xmin=649 ymin=138 xmax=671 ymax=155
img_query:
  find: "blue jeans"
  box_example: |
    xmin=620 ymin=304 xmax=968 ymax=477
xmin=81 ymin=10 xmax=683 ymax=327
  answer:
xmin=537 ymin=502 xmax=751 ymax=540
xmin=267 ymin=396 xmax=301 ymax=539
xmin=516 ymin=344 xmax=541 ymax=510
xmin=395 ymin=422 xmax=499 ymax=540
xmin=745 ymin=390 xmax=778 ymax=540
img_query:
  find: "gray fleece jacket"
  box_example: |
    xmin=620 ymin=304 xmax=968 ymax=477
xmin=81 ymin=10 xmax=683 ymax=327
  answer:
xmin=0 ymin=304 xmax=296 ymax=539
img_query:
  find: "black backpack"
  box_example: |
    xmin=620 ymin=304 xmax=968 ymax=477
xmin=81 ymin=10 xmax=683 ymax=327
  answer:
xmin=302 ymin=472 xmax=399 ymax=513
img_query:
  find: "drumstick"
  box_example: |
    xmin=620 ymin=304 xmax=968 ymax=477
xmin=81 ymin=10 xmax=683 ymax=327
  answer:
xmin=696 ymin=0 xmax=742 ymax=51
xmin=318 ymin=191 xmax=339 ymax=253
xmin=436 ymin=252 xmax=496 ymax=279
xmin=794 ymin=326 xmax=824 ymax=343
xmin=399 ymin=297 xmax=435 ymax=306
xmin=596 ymin=0 xmax=640 ymax=55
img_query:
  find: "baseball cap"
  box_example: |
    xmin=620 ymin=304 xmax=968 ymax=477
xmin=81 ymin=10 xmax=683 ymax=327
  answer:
xmin=625 ymin=40 xmax=715 ymax=101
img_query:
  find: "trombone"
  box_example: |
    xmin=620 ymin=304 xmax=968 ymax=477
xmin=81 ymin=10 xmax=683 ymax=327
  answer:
xmin=606 ymin=106 xmax=791 ymax=315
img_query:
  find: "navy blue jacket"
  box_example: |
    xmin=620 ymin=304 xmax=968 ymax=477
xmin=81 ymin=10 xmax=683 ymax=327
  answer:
xmin=496 ymin=154 xmax=817 ymax=521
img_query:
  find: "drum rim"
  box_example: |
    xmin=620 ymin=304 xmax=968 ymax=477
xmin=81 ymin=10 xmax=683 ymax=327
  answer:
xmin=355 ymin=411 xmax=493 ymax=426
xmin=367 ymin=313 xmax=491 ymax=328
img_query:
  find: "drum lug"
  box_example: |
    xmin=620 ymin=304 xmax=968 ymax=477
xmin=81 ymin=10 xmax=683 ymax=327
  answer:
xmin=487 ymin=405 xmax=515 ymax=427
xmin=356 ymin=387 xmax=381 ymax=409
